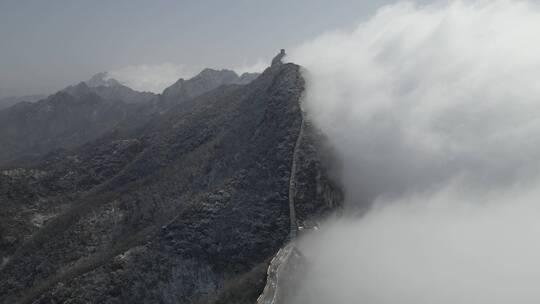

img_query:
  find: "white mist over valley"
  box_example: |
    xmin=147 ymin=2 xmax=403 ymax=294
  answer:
xmin=287 ymin=1 xmax=540 ymax=303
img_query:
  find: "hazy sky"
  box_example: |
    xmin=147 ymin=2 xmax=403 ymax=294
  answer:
xmin=0 ymin=0 xmax=397 ymax=97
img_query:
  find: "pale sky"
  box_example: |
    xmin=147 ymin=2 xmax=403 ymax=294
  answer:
xmin=0 ymin=0 xmax=399 ymax=97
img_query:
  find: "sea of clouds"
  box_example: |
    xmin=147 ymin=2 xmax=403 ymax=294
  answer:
xmin=286 ymin=1 xmax=540 ymax=303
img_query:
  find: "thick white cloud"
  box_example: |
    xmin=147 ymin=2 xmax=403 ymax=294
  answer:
xmin=108 ymin=63 xmax=193 ymax=93
xmin=286 ymin=1 xmax=540 ymax=303
xmin=291 ymin=181 xmax=540 ymax=304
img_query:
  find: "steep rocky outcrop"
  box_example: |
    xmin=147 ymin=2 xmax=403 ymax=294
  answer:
xmin=254 ymin=54 xmax=343 ymax=304
xmin=0 ymin=52 xmax=340 ymax=304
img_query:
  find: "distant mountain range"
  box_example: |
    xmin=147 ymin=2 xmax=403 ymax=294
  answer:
xmin=0 ymin=68 xmax=260 ymax=166
xmin=0 ymin=51 xmax=341 ymax=304
xmin=64 ymin=76 xmax=156 ymax=105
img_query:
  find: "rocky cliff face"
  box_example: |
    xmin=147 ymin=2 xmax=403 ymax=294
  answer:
xmin=0 ymin=53 xmax=340 ymax=304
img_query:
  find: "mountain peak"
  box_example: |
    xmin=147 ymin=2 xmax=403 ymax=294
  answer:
xmin=195 ymin=68 xmax=239 ymax=81
xmin=69 ymin=81 xmax=91 ymax=96
xmin=162 ymin=68 xmax=240 ymax=99
xmin=63 ymin=76 xmax=155 ymax=105
xmin=85 ymin=72 xmax=122 ymax=87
